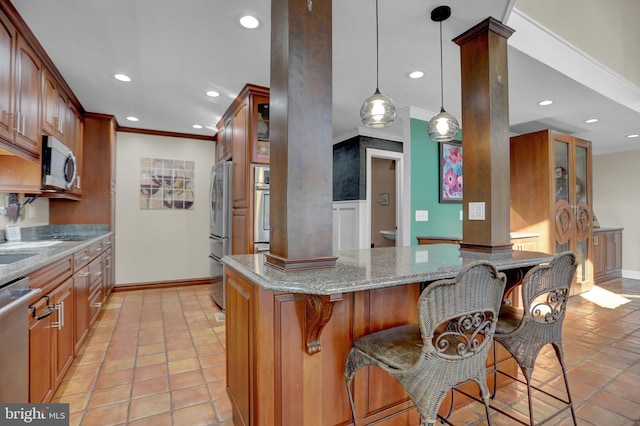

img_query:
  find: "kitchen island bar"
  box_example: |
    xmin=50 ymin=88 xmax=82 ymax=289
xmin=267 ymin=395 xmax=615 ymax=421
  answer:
xmin=222 ymin=244 xmax=553 ymax=425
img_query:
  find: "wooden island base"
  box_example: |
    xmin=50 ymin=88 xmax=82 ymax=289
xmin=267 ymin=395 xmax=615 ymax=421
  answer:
xmin=225 ymin=267 xmax=518 ymax=425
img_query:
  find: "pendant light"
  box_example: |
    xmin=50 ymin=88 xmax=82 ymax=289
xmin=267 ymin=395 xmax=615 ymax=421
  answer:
xmin=360 ymin=0 xmax=396 ymax=128
xmin=427 ymin=5 xmax=459 ymax=142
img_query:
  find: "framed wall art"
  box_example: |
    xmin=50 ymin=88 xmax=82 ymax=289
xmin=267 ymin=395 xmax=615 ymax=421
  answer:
xmin=140 ymin=157 xmax=195 ymax=210
xmin=438 ymin=141 xmax=463 ymax=203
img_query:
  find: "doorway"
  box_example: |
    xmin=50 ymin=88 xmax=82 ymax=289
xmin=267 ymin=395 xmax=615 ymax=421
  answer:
xmin=366 ymin=149 xmax=404 ymax=248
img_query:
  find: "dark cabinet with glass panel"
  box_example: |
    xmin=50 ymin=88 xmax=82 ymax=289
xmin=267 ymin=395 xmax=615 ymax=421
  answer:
xmin=510 ymin=130 xmax=593 ymax=294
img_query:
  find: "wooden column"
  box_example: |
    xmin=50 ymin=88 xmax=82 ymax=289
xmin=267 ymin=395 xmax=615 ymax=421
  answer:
xmin=453 ymin=18 xmax=515 ymax=252
xmin=266 ymin=0 xmax=337 ymax=271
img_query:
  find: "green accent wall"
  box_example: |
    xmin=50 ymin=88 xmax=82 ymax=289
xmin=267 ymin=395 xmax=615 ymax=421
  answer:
xmin=410 ymin=118 xmax=462 ymax=244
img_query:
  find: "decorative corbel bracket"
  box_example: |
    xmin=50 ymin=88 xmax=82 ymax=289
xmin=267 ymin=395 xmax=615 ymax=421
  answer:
xmin=304 ymin=293 xmax=342 ymax=355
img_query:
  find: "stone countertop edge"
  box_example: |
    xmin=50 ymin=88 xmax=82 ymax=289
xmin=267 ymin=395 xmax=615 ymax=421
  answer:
xmin=0 ymin=231 xmax=113 ymax=287
xmin=417 ymin=232 xmax=540 ymax=240
xmin=222 ymin=244 xmax=554 ymax=296
xmin=593 ymin=226 xmax=624 ymax=232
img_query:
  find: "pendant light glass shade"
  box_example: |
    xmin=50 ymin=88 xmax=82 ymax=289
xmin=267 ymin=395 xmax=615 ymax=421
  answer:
xmin=427 ymin=6 xmax=459 ymax=142
xmin=427 ymin=107 xmax=459 ymax=141
xmin=360 ymin=89 xmax=396 ymax=128
xmin=360 ymin=0 xmax=396 ymax=128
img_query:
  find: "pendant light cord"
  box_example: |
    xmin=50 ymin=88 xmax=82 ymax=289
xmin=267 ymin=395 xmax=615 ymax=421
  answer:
xmin=439 ymin=21 xmax=444 ymax=109
xmin=375 ymin=0 xmax=380 ymax=91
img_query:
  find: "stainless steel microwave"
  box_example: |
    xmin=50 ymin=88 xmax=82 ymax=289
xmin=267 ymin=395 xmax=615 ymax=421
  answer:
xmin=41 ymin=135 xmax=77 ymax=191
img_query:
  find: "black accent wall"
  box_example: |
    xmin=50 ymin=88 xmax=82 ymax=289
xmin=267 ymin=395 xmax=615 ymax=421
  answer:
xmin=333 ymin=136 xmax=403 ymax=201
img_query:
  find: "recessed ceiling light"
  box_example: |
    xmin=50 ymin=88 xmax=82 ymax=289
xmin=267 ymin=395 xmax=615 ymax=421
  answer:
xmin=537 ymin=100 xmax=553 ymax=106
xmin=627 ymin=134 xmax=639 ymax=138
xmin=114 ymin=74 xmax=131 ymax=82
xmin=192 ymin=124 xmax=203 ymax=129
xmin=126 ymin=116 xmax=139 ymax=122
xmin=206 ymin=90 xmax=220 ymax=98
xmin=239 ymin=15 xmax=260 ymax=29
xmin=584 ymin=118 xmax=598 ymax=124
xmin=407 ymin=71 xmax=424 ymax=79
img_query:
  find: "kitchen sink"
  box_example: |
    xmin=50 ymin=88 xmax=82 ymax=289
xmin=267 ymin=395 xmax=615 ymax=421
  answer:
xmin=0 ymin=240 xmax=62 ymax=250
xmin=0 ymin=253 xmax=37 ymax=265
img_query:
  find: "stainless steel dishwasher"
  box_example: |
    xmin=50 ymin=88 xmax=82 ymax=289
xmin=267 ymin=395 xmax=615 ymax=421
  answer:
xmin=0 ymin=277 xmax=42 ymax=402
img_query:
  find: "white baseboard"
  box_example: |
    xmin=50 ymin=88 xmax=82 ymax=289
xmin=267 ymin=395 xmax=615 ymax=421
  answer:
xmin=622 ymin=270 xmax=640 ymax=280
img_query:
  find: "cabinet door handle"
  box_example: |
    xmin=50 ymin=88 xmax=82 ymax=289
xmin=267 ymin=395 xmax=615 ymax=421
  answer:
xmin=32 ymin=306 xmax=57 ymax=321
xmin=52 ymin=303 xmax=63 ymax=330
xmin=11 ymin=112 xmax=20 ymax=132
xmin=91 ymin=302 xmax=102 ymax=308
xmin=93 ymin=271 xmax=103 ymax=277
xmin=77 ymin=272 xmax=90 ymax=277
xmin=21 ymin=113 xmax=26 ymax=135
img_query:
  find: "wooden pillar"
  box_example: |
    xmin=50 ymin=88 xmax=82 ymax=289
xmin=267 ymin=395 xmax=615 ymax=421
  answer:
xmin=265 ymin=0 xmax=337 ymax=271
xmin=453 ymin=18 xmax=515 ymax=252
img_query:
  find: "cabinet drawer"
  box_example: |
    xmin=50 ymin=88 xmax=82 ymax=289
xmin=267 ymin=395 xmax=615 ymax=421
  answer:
xmin=73 ymin=241 xmax=102 ymax=270
xmin=28 ymin=256 xmax=73 ymax=296
xmin=88 ymin=257 xmax=103 ymax=292
xmin=88 ymin=285 xmax=102 ymax=325
xmin=73 ymin=248 xmax=92 ymax=270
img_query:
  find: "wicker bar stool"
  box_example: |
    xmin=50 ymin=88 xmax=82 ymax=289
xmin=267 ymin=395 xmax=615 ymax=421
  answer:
xmin=491 ymin=251 xmax=578 ymax=425
xmin=344 ymin=261 xmax=507 ymax=426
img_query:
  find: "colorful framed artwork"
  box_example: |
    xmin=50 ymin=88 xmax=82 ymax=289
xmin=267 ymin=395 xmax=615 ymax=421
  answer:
xmin=438 ymin=141 xmax=463 ymax=203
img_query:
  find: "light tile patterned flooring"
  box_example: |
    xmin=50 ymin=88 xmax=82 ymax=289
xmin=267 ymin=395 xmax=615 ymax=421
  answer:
xmin=52 ymin=285 xmax=232 ymax=426
xmin=53 ymin=279 xmax=640 ymax=425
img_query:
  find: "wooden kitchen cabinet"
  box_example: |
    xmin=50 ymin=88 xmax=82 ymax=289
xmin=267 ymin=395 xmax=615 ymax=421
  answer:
xmin=232 ymin=100 xmax=249 ymax=209
xmin=511 ymin=130 xmax=593 ymax=295
xmin=87 ymin=255 xmax=104 ymax=326
xmin=1 ymin=4 xmax=83 ymax=194
xmin=216 ymin=84 xmax=270 ymax=255
xmin=50 ymin=114 xmax=116 ymax=229
xmin=0 ymin=10 xmax=16 ymax=143
xmin=51 ymin=278 xmax=74 ymax=389
xmin=252 ymin=97 xmax=270 ymax=164
xmin=27 ymin=256 xmax=73 ymax=403
xmin=0 ymin=8 xmax=41 ymax=161
xmin=216 ymin=118 xmax=232 ymax=162
xmin=28 ymin=296 xmax=55 ymax=404
xmin=73 ymin=263 xmax=90 ymax=353
xmin=42 ymin=68 xmax=67 ymax=140
xmin=593 ymin=228 xmax=623 ymax=284
xmin=26 ymin=238 xmax=112 ymax=403
xmin=12 ymin=35 xmax=41 ymax=159
xmin=102 ymin=239 xmax=114 ymax=302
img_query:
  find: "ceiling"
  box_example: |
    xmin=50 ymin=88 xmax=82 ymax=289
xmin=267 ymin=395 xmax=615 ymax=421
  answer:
xmin=10 ymin=0 xmax=640 ymax=155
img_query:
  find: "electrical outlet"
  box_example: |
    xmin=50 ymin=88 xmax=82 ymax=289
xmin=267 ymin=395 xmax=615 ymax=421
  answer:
xmin=468 ymin=202 xmax=485 ymax=220
xmin=459 ymin=210 xmax=463 ymax=221
xmin=415 ymin=250 xmax=429 ymax=263
xmin=415 ymin=210 xmax=428 ymax=222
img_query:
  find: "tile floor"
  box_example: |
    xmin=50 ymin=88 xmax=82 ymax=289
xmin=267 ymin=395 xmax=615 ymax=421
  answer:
xmin=52 ymin=285 xmax=231 ymax=426
xmin=53 ymin=278 xmax=640 ymax=425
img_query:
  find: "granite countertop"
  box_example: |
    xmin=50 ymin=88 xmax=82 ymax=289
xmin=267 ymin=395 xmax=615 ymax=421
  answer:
xmin=222 ymin=244 xmax=554 ymax=296
xmin=0 ymin=225 xmax=111 ymax=287
xmin=593 ymin=226 xmax=624 ymax=232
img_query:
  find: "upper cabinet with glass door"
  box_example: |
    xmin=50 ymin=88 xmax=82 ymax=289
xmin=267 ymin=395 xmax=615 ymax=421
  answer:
xmin=252 ymin=97 xmax=270 ymax=164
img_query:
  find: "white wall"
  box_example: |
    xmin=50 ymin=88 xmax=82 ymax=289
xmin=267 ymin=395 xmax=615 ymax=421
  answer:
xmin=114 ymin=132 xmax=216 ymax=285
xmin=515 ymin=0 xmax=640 ymax=87
xmin=592 ymin=150 xmax=640 ymax=277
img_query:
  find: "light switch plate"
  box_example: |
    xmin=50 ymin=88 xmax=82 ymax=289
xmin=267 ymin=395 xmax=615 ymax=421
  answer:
xmin=415 ymin=210 xmax=429 ymax=222
xmin=468 ymin=202 xmax=485 ymax=220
